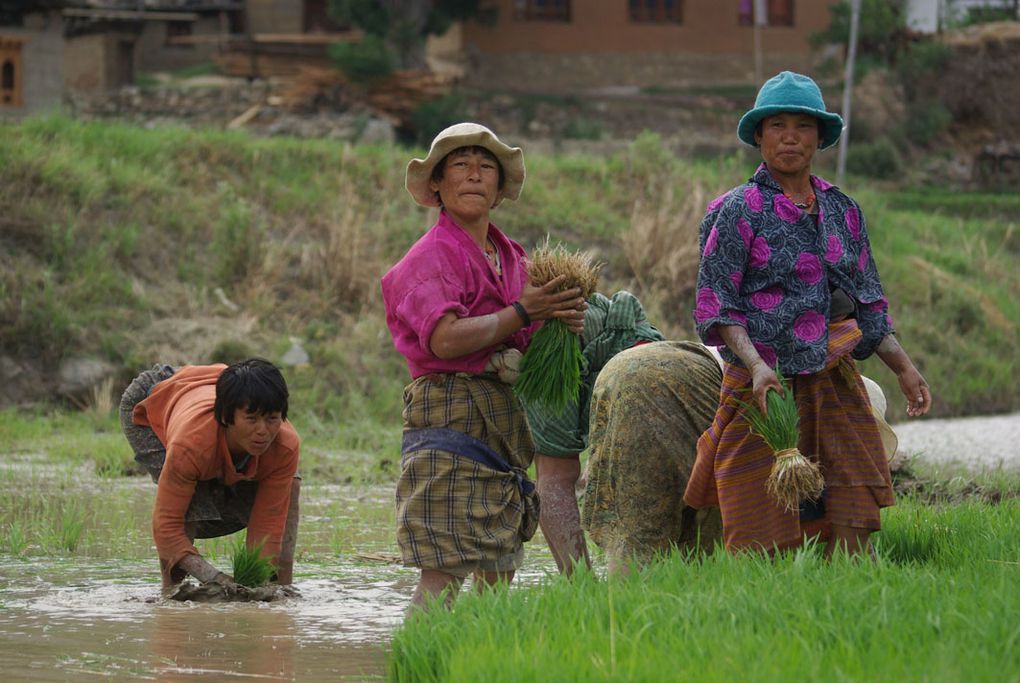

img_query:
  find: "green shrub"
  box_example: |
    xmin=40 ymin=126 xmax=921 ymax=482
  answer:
xmin=847 ymin=137 xmax=902 ymax=179
xmin=329 ymin=34 xmax=395 ymax=84
xmin=562 ymin=117 xmax=605 ymax=141
xmin=903 ymin=101 xmax=952 ymax=147
xmin=409 ymin=92 xmax=468 ymax=146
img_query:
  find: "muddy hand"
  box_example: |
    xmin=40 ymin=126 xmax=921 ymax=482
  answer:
xmin=518 ymin=275 xmax=585 ymax=324
xmin=750 ymin=363 xmax=783 ymax=416
xmin=208 ymin=572 xmax=252 ymax=599
xmin=275 ymin=584 xmax=302 ymax=598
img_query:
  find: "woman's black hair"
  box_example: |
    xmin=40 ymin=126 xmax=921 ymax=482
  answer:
xmin=430 ymin=145 xmax=506 ymax=205
xmin=214 ymin=358 xmax=289 ymax=426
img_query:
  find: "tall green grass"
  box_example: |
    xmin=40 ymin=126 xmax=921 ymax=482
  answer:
xmin=2 ymin=117 xmax=1018 ymax=429
xmin=389 ymin=498 xmax=1020 ymax=683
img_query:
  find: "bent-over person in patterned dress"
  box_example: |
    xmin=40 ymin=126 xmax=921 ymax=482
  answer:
xmin=582 ymin=341 xmax=724 ymax=575
xmin=381 ymin=123 xmax=587 ymax=611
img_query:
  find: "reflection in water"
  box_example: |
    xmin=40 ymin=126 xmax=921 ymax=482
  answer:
xmin=0 ymin=554 xmax=561 ymax=681
xmin=0 ymin=559 xmax=419 ymax=681
xmin=0 ymin=475 xmax=563 ymax=681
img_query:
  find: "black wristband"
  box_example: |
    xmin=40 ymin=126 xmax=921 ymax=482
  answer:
xmin=511 ymin=301 xmax=531 ymax=327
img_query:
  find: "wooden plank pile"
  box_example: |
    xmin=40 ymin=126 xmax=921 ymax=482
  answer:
xmin=213 ymin=34 xmax=456 ymax=125
xmin=365 ymin=70 xmax=456 ymax=124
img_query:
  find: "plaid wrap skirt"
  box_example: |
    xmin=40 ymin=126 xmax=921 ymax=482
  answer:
xmin=396 ymin=373 xmax=538 ymax=575
xmin=684 ymin=319 xmax=895 ymax=552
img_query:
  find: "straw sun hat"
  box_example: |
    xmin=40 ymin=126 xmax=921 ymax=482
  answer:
xmin=737 ymin=71 xmax=845 ymax=150
xmin=405 ymin=122 xmax=526 ymax=208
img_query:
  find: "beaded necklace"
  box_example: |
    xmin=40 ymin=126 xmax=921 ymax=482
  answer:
xmin=785 ymin=190 xmax=816 ymax=210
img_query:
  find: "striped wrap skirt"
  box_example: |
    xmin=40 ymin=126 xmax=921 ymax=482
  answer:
xmin=684 ymin=319 xmax=895 ymax=552
xmin=396 ymin=373 xmax=538 ymax=576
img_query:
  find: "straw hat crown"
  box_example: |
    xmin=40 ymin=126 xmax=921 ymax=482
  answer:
xmin=405 ymin=122 xmax=525 ymax=208
xmin=737 ymin=71 xmax=845 ymax=150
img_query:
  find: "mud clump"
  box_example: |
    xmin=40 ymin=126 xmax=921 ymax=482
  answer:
xmin=158 ymin=581 xmax=298 ymax=603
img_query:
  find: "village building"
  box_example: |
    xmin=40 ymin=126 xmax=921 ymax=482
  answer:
xmin=458 ymin=0 xmax=838 ymax=91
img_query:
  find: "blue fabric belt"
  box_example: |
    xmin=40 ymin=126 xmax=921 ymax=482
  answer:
xmin=402 ymin=427 xmax=535 ymax=497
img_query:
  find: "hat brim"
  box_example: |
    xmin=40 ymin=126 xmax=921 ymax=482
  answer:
xmin=737 ymin=105 xmax=845 ymax=150
xmin=405 ymin=126 xmax=525 ymax=208
xmin=862 ymin=376 xmax=898 ymax=460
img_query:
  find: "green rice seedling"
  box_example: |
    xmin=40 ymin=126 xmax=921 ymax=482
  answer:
xmin=734 ymin=368 xmax=823 ymax=512
xmin=230 ymin=536 xmax=275 ymax=588
xmin=515 ymin=240 xmax=601 ymax=412
xmin=59 ymin=503 xmax=85 ymax=552
xmin=5 ymin=520 xmax=28 ymax=555
xmin=389 ymin=498 xmax=1020 ymax=683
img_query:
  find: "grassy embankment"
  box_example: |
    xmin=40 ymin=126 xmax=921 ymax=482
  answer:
xmin=389 ymin=498 xmax=1020 ymax=682
xmin=1 ymin=116 xmax=1019 ymax=486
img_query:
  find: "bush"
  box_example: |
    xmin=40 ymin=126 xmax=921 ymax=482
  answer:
xmin=562 ymin=117 xmax=605 ymax=141
xmin=408 ymin=92 xmax=468 ymax=146
xmin=903 ymin=101 xmax=953 ymax=147
xmin=896 ymin=40 xmax=952 ymax=100
xmin=329 ymin=34 xmax=395 ymax=84
xmin=846 ymin=137 xmax=902 ymax=179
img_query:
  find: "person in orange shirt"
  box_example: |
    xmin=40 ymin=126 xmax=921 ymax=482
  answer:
xmin=119 ymin=358 xmax=300 ymax=594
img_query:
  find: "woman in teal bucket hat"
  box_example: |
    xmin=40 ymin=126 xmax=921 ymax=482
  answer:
xmin=684 ymin=71 xmax=932 ymax=559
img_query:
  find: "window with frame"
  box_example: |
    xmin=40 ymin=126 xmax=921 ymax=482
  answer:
xmin=629 ymin=0 xmax=683 ymax=23
xmin=514 ymin=0 xmax=571 ymax=22
xmin=738 ymin=0 xmax=794 ymax=26
xmin=0 ymin=37 xmax=23 ymax=108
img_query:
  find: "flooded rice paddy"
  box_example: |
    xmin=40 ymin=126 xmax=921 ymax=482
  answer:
xmin=0 ymin=456 xmax=559 ymax=680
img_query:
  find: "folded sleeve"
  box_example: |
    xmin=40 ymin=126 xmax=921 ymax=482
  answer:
xmin=246 ymin=446 xmax=300 ymax=563
xmin=152 ymin=445 xmax=201 ymax=579
xmin=844 ymin=203 xmax=894 ymax=359
xmin=395 ymin=273 xmax=470 ymax=355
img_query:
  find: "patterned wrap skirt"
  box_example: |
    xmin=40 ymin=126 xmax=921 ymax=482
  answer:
xmin=397 ymin=373 xmax=538 ymax=577
xmin=582 ymin=341 xmax=725 ymax=568
xmin=684 ymin=319 xmax=895 ymax=552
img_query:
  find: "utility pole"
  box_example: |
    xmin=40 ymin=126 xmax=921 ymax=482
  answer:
xmin=836 ymin=0 xmax=861 ymax=186
xmin=753 ymin=0 xmax=766 ymax=85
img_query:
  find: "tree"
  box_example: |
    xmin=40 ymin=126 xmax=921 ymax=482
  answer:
xmin=330 ymin=0 xmax=497 ymax=77
xmin=811 ymin=0 xmax=907 ymax=64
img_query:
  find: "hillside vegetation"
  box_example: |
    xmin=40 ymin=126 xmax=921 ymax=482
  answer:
xmin=2 ymin=117 xmax=1018 ymax=442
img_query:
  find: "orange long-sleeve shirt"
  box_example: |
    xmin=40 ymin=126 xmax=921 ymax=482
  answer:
xmin=132 ymin=364 xmax=300 ymax=583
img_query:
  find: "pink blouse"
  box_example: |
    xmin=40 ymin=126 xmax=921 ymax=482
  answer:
xmin=381 ymin=211 xmax=537 ymax=378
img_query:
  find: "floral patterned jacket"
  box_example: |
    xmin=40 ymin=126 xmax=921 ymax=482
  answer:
xmin=693 ymin=164 xmax=893 ymax=375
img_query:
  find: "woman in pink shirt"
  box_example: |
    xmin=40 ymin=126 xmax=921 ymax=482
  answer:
xmin=381 ymin=123 xmax=585 ymax=610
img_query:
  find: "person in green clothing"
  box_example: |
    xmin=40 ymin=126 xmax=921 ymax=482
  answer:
xmin=523 ymin=290 xmax=663 ymax=574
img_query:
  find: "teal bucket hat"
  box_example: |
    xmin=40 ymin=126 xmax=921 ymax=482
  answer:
xmin=737 ymin=71 xmax=845 ymax=150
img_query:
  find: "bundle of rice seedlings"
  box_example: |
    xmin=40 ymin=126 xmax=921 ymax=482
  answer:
xmin=231 ymin=536 xmax=275 ymax=588
xmin=735 ymin=370 xmax=824 ymax=512
xmin=514 ymin=240 xmax=601 ymax=412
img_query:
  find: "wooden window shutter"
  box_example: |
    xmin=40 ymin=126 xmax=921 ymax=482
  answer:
xmin=0 ymin=37 xmax=24 ymax=107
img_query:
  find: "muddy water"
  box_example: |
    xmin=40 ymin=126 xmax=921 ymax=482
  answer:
xmin=0 ymin=471 xmax=561 ymax=681
xmin=0 ymin=555 xmax=560 ymax=681
xmin=0 ymin=558 xmax=407 ymax=680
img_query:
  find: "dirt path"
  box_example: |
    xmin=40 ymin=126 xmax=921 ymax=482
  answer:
xmin=892 ymin=411 xmax=1020 ymax=471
